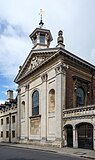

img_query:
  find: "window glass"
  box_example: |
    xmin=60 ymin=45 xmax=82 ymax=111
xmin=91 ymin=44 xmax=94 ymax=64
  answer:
xmin=6 ymin=131 xmax=9 ymax=138
xmin=1 ymin=131 xmax=3 ymax=137
xmin=32 ymin=90 xmax=39 ymax=116
xmin=76 ymin=87 xmax=85 ymax=107
xmin=12 ymin=131 xmax=15 ymax=138
xmin=40 ymin=35 xmax=45 ymax=44
xmin=1 ymin=119 xmax=3 ymax=125
xmin=12 ymin=116 xmax=15 ymax=123
xmin=6 ymin=117 xmax=9 ymax=124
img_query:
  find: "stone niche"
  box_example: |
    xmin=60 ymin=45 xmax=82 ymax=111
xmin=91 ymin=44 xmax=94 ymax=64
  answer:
xmin=30 ymin=117 xmax=41 ymax=135
xmin=49 ymin=89 xmax=55 ymax=113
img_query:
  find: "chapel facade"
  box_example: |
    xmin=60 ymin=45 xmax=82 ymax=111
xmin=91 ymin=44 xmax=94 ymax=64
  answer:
xmin=15 ymin=22 xmax=95 ymax=150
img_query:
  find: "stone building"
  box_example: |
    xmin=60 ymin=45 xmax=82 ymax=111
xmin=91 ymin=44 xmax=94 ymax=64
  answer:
xmin=15 ymin=22 xmax=95 ymax=150
xmin=0 ymin=90 xmax=17 ymax=143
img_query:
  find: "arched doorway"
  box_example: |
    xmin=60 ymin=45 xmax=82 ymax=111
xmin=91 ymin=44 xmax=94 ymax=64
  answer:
xmin=77 ymin=123 xmax=93 ymax=149
xmin=65 ymin=125 xmax=73 ymax=147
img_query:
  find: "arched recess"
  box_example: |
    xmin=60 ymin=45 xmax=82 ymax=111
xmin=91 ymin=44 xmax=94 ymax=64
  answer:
xmin=76 ymin=123 xmax=93 ymax=149
xmin=64 ymin=124 xmax=73 ymax=147
xmin=21 ymin=101 xmax=25 ymax=119
xmin=49 ymin=89 xmax=55 ymax=112
xmin=32 ymin=90 xmax=39 ymax=116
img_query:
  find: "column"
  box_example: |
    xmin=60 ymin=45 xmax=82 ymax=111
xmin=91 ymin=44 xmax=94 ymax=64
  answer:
xmin=37 ymin=32 xmax=40 ymax=43
xmin=73 ymin=126 xmax=78 ymax=148
xmin=17 ymin=88 xmax=21 ymax=141
xmin=41 ymin=73 xmax=48 ymax=142
xmin=25 ymin=83 xmax=29 ymax=141
xmin=55 ymin=63 xmax=67 ymax=147
xmin=93 ymin=125 xmax=95 ymax=150
xmin=63 ymin=129 xmax=67 ymax=146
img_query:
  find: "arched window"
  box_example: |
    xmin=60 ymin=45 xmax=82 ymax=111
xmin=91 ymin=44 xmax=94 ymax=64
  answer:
xmin=32 ymin=90 xmax=39 ymax=116
xmin=49 ymin=89 xmax=55 ymax=112
xmin=76 ymin=87 xmax=85 ymax=107
xmin=21 ymin=101 xmax=25 ymax=119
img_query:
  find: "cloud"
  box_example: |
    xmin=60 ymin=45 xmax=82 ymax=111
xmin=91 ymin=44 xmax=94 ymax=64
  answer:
xmin=0 ymin=0 xmax=95 ymax=102
xmin=0 ymin=19 xmax=31 ymax=79
xmin=0 ymin=100 xmax=5 ymax=105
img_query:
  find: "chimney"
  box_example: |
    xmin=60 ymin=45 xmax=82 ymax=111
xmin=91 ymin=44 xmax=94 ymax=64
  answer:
xmin=7 ymin=90 xmax=13 ymax=101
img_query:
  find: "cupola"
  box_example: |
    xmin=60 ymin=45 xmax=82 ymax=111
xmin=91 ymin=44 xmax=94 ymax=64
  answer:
xmin=29 ymin=9 xmax=53 ymax=49
xmin=29 ymin=28 xmax=53 ymax=49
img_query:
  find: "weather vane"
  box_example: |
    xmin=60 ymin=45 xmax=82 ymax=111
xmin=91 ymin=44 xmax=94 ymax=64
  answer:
xmin=39 ymin=9 xmax=45 ymax=28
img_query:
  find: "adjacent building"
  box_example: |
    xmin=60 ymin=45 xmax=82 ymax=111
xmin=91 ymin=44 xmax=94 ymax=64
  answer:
xmin=0 ymin=90 xmax=17 ymax=143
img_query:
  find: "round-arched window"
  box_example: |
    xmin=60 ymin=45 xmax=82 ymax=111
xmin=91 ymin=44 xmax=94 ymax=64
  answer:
xmin=76 ymin=87 xmax=85 ymax=107
xmin=32 ymin=90 xmax=39 ymax=116
xmin=21 ymin=101 xmax=25 ymax=119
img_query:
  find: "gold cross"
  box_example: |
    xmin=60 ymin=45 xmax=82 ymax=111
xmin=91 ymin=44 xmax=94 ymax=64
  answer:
xmin=39 ymin=9 xmax=45 ymax=28
xmin=39 ymin=9 xmax=45 ymax=20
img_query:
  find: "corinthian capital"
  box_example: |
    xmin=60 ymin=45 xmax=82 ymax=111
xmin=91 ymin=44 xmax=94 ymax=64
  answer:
xmin=24 ymin=83 xmax=29 ymax=91
xmin=16 ymin=88 xmax=21 ymax=94
xmin=55 ymin=63 xmax=68 ymax=75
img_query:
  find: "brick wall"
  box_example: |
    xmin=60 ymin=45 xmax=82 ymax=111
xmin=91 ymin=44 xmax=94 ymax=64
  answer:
xmin=66 ymin=65 xmax=95 ymax=109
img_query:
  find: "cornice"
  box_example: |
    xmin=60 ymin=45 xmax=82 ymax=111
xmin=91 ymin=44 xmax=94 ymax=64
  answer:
xmin=14 ymin=48 xmax=58 ymax=83
xmin=63 ymin=48 xmax=95 ymax=70
xmin=15 ymin=47 xmax=95 ymax=83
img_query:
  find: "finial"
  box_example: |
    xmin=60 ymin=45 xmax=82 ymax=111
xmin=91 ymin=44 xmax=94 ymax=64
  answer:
xmin=57 ymin=30 xmax=63 ymax=44
xmin=57 ymin=30 xmax=65 ymax=48
xmin=39 ymin=9 xmax=44 ymax=28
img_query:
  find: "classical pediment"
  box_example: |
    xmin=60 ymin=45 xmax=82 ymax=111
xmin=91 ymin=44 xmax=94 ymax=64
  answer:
xmin=14 ymin=49 xmax=58 ymax=83
xmin=18 ymin=55 xmax=48 ymax=81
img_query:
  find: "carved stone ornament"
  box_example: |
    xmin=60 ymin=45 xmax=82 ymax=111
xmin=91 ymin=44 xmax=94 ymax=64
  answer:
xmin=55 ymin=63 xmax=68 ymax=75
xmin=41 ymin=73 xmax=48 ymax=82
xmin=16 ymin=88 xmax=21 ymax=94
xmin=30 ymin=56 xmax=46 ymax=70
xmin=24 ymin=83 xmax=29 ymax=91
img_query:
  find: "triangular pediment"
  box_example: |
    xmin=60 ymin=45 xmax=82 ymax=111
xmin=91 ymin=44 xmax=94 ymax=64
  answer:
xmin=14 ymin=48 xmax=58 ymax=83
xmin=23 ymin=54 xmax=48 ymax=74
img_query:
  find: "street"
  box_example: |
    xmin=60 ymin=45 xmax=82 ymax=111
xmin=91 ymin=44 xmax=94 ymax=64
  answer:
xmin=0 ymin=145 xmax=85 ymax=160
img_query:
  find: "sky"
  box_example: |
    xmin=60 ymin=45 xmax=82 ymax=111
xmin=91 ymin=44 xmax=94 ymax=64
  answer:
xmin=0 ymin=0 xmax=95 ymax=103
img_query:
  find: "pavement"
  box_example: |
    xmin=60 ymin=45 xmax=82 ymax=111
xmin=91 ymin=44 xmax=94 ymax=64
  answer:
xmin=0 ymin=142 xmax=95 ymax=159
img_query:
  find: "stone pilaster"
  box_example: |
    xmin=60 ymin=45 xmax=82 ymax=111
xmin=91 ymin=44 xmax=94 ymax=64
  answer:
xmin=41 ymin=73 xmax=48 ymax=142
xmin=54 ymin=63 xmax=67 ymax=147
xmin=25 ymin=83 xmax=29 ymax=141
